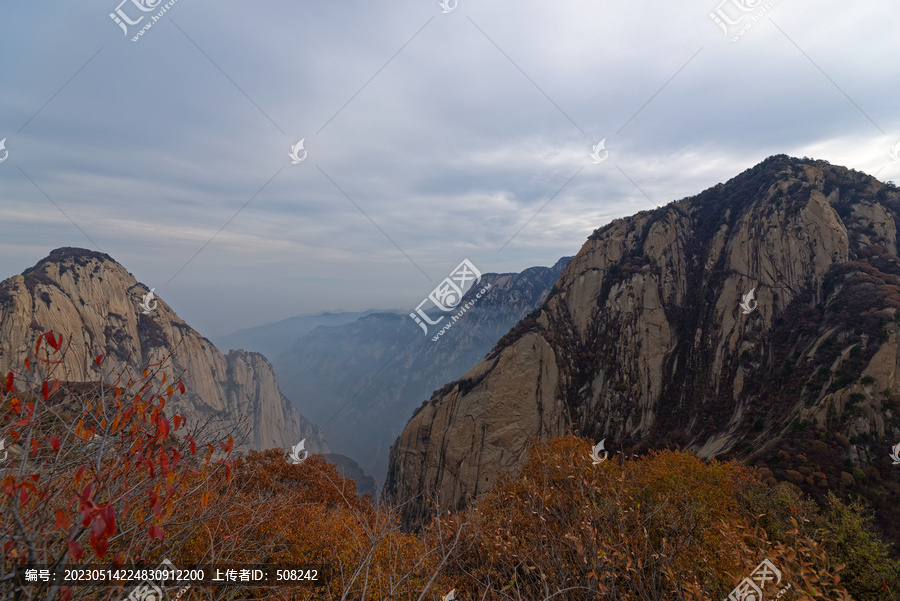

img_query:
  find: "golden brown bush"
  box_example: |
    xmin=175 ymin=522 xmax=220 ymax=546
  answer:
xmin=426 ymin=435 xmax=859 ymax=600
xmin=3 ymin=339 xmax=880 ymax=601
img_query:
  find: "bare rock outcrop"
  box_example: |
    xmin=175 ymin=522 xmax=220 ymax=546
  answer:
xmin=385 ymin=156 xmax=900 ymax=531
xmin=0 ymin=248 xmax=327 ymax=454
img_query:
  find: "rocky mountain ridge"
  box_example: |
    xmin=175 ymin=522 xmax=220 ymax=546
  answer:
xmin=212 ymin=309 xmax=390 ymax=362
xmin=0 ymin=248 xmax=328 ymax=454
xmin=384 ymin=156 xmax=900 ymax=546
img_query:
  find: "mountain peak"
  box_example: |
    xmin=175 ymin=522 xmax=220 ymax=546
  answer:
xmin=385 ymin=158 xmax=900 ymax=535
xmin=0 ymin=248 xmax=329 ymax=455
xmin=22 ymin=247 xmax=117 ymax=277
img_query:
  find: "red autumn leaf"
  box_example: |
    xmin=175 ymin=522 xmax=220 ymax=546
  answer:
xmin=8 ymin=430 xmax=19 ymax=443
xmin=173 ymin=415 xmax=181 ymax=430
xmin=148 ymin=525 xmax=165 ymax=541
xmin=4 ymin=372 xmax=12 ymax=392
xmin=159 ymin=452 xmax=170 ymax=477
xmin=12 ymin=402 xmax=33 ymax=426
xmin=189 ymin=438 xmax=197 ymax=456
xmin=55 ymin=509 xmax=71 ymax=531
xmin=171 ymin=448 xmax=181 ymax=470
xmin=90 ymin=514 xmax=112 ymax=558
xmin=50 ymin=379 xmax=60 ymax=397
xmin=45 ymin=331 xmax=61 ymax=352
xmin=60 ymin=587 xmax=73 ymax=601
xmin=34 ymin=334 xmax=44 ymax=356
xmin=156 ymin=417 xmax=170 ymax=441
xmin=95 ymin=355 xmax=103 ymax=368
xmin=30 ymin=438 xmax=39 ymax=457
xmin=50 ymin=435 xmax=61 ymax=453
xmin=9 ymin=397 xmax=21 ymax=415
xmin=24 ymin=357 xmax=31 ymax=371
xmin=79 ymin=483 xmax=96 ymax=526
xmin=101 ymin=505 xmax=116 ymax=536
xmin=75 ymin=465 xmax=87 ymax=486
xmin=41 ymin=381 xmax=49 ymax=400
xmin=67 ymin=540 xmax=84 ymax=560
xmin=19 ymin=487 xmax=30 ymax=505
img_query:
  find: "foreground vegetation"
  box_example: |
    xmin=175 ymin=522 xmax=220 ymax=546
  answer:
xmin=1 ymin=334 xmax=898 ymax=600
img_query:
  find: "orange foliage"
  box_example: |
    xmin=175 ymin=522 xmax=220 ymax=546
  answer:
xmin=427 ymin=435 xmax=857 ymax=600
xmin=0 ymin=332 xmax=237 ymax=600
xmin=0 ymin=336 xmax=864 ymax=600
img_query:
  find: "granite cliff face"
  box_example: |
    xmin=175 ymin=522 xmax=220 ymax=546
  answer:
xmin=385 ymin=156 xmax=900 ymax=538
xmin=0 ymin=248 xmax=328 ymax=454
xmin=274 ymin=258 xmax=570 ymax=487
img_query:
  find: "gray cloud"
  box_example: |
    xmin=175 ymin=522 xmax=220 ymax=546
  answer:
xmin=0 ymin=0 xmax=898 ymax=335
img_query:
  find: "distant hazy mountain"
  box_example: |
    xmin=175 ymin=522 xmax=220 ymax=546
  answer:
xmin=211 ymin=310 xmax=392 ymax=360
xmin=273 ymin=258 xmax=571 ymax=488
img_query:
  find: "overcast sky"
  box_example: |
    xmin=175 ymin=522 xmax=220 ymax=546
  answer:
xmin=1 ymin=0 xmax=898 ymax=336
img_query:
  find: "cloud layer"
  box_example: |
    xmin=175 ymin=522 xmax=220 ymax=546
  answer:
xmin=0 ymin=0 xmax=898 ymax=335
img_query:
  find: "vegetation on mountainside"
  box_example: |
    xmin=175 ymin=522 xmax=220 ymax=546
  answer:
xmin=2 ymin=335 xmax=896 ymax=601
xmin=432 ymin=436 xmax=898 ymax=601
xmin=475 ymin=158 xmax=900 ymax=573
